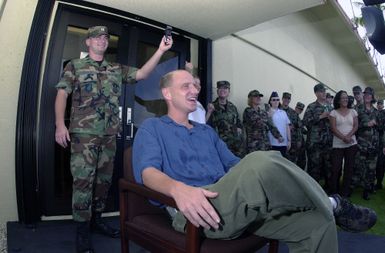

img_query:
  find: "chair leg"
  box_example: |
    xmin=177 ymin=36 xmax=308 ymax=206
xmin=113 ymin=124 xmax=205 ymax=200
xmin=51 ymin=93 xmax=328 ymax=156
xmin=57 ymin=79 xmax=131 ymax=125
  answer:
xmin=268 ymin=239 xmax=279 ymax=253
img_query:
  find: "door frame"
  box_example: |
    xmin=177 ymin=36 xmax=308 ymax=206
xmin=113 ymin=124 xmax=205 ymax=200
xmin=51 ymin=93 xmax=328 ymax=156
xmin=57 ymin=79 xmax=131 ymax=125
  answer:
xmin=16 ymin=0 xmax=212 ymax=224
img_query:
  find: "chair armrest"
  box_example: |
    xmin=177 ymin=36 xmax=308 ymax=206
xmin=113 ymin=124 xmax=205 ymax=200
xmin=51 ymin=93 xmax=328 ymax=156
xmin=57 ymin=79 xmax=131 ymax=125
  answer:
xmin=119 ymin=178 xmax=202 ymax=253
xmin=119 ymin=178 xmax=178 ymax=208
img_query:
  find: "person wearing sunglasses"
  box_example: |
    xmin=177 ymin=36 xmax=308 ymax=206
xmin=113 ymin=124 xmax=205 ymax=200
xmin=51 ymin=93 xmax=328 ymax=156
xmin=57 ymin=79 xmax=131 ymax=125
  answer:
xmin=267 ymin=91 xmax=291 ymax=157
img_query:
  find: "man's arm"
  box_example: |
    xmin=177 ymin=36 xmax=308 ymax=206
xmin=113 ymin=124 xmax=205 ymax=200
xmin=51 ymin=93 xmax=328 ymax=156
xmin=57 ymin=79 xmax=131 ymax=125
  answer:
xmin=136 ymin=36 xmax=173 ymax=81
xmin=55 ymin=89 xmax=70 ymax=148
xmin=142 ymin=167 xmax=220 ymax=230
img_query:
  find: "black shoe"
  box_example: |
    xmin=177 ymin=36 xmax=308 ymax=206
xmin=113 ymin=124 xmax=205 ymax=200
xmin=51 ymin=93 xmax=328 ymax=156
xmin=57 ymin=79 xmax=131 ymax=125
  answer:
xmin=362 ymin=190 xmax=370 ymax=200
xmin=76 ymin=222 xmax=94 ymax=253
xmin=332 ymin=194 xmax=377 ymax=233
xmin=375 ymin=184 xmax=383 ymax=190
xmin=91 ymin=212 xmax=120 ymax=238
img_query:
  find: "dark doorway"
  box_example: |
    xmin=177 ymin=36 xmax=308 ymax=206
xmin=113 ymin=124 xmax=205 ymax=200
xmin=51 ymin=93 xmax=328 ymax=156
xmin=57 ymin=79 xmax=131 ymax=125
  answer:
xmin=38 ymin=3 xmax=189 ymax=217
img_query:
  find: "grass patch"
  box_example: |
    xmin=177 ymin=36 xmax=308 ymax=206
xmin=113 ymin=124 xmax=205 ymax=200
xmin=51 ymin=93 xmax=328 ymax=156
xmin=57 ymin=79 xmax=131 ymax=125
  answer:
xmin=349 ymin=187 xmax=385 ymax=236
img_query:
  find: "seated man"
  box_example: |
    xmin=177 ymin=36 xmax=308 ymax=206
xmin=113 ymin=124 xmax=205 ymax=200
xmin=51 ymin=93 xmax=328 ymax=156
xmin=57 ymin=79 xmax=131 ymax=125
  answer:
xmin=133 ymin=70 xmax=377 ymax=253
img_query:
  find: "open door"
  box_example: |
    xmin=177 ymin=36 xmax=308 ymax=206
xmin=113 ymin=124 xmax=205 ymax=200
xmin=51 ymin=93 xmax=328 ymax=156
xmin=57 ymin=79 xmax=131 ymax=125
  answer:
xmin=37 ymin=3 xmax=189 ymax=216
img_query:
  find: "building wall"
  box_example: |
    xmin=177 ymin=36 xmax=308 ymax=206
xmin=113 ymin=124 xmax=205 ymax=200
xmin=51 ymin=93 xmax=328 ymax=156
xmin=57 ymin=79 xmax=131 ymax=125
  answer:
xmin=212 ymin=9 xmax=366 ymax=115
xmin=0 ymin=0 xmax=38 ymax=223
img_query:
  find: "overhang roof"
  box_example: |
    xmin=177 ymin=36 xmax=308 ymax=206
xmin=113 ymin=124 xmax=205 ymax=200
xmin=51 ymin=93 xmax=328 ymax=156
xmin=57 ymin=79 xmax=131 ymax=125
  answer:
xmin=86 ymin=0 xmax=326 ymax=40
xmin=311 ymin=0 xmax=385 ymax=97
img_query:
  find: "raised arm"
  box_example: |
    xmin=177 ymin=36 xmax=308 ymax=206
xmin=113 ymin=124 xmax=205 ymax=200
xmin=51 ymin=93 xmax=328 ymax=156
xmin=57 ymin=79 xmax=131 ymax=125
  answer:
xmin=136 ymin=36 xmax=173 ymax=80
xmin=142 ymin=167 xmax=220 ymax=229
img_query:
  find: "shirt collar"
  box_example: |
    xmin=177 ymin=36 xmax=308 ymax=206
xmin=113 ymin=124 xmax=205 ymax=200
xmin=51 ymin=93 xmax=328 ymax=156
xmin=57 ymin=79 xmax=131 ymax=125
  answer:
xmin=160 ymin=115 xmax=205 ymax=130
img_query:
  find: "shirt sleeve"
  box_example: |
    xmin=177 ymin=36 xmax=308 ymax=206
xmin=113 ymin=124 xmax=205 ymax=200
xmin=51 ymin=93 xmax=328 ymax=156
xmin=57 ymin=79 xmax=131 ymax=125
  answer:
xmin=56 ymin=61 xmax=76 ymax=94
xmin=330 ymin=110 xmax=336 ymax=118
xmin=122 ymin=65 xmax=138 ymax=84
xmin=132 ymin=122 xmax=162 ymax=184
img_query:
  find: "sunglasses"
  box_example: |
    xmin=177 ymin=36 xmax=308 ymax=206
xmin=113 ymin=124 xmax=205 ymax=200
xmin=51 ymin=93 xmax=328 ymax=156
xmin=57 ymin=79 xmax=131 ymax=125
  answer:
xmin=271 ymin=99 xmax=280 ymax=101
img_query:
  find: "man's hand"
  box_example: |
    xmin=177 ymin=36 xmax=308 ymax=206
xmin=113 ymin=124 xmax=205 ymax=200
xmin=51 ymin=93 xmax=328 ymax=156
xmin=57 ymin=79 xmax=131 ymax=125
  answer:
xmin=368 ymin=119 xmax=377 ymax=127
xmin=319 ymin=111 xmax=330 ymax=119
xmin=185 ymin=61 xmax=194 ymax=73
xmin=207 ymin=103 xmax=215 ymax=113
xmin=55 ymin=125 xmax=70 ymax=148
xmin=159 ymin=35 xmax=173 ymax=52
xmin=172 ymin=182 xmax=220 ymax=230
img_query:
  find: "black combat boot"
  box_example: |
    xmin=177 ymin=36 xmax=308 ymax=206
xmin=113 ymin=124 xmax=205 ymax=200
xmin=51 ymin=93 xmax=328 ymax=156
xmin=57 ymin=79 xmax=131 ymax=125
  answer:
xmin=91 ymin=212 xmax=120 ymax=238
xmin=76 ymin=221 xmax=94 ymax=253
xmin=362 ymin=189 xmax=370 ymax=200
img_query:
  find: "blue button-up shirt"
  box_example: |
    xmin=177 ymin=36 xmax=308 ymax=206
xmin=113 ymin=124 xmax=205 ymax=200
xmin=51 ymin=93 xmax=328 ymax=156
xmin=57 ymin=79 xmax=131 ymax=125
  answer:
xmin=133 ymin=115 xmax=240 ymax=187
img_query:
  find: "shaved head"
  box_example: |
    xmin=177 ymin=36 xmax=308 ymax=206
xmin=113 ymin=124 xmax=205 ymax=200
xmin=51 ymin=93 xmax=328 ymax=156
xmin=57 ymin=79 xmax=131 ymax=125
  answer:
xmin=160 ymin=70 xmax=190 ymax=89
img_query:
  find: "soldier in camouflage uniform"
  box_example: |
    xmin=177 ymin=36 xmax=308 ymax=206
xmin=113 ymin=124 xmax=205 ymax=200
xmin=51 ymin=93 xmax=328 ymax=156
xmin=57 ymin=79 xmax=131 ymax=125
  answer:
xmin=352 ymin=87 xmax=382 ymax=200
xmin=352 ymin=85 xmax=364 ymax=109
xmin=242 ymin=90 xmax=282 ymax=153
xmin=281 ymin=92 xmax=304 ymax=166
xmin=207 ymin=81 xmax=245 ymax=157
xmin=303 ymin=83 xmax=333 ymax=190
xmin=55 ymin=26 xmax=172 ymax=253
xmin=376 ymin=100 xmax=385 ymax=190
xmin=295 ymin=102 xmax=307 ymax=169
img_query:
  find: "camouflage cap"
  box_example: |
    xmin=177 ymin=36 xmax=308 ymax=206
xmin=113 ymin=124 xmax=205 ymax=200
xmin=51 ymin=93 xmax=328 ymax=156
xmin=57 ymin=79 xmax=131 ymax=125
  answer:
xmin=217 ymin=80 xmax=230 ymax=89
xmin=296 ymin=102 xmax=305 ymax=110
xmin=87 ymin=26 xmax=109 ymax=38
xmin=314 ymin=83 xmax=326 ymax=93
xmin=352 ymin=85 xmax=362 ymax=93
xmin=248 ymin=90 xmax=263 ymax=98
xmin=282 ymin=92 xmax=291 ymax=99
xmin=377 ymin=100 xmax=384 ymax=105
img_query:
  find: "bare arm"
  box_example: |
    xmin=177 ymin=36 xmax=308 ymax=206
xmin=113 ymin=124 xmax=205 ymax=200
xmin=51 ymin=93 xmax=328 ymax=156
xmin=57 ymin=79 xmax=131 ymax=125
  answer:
xmin=142 ymin=167 xmax=220 ymax=229
xmin=55 ymin=89 xmax=70 ymax=148
xmin=136 ymin=36 xmax=173 ymax=80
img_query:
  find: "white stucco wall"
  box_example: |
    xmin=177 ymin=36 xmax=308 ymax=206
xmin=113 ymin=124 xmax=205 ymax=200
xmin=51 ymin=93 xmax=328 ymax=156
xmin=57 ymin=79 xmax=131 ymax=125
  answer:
xmin=212 ymin=8 xmax=366 ymax=115
xmin=0 ymin=0 xmax=38 ymax=223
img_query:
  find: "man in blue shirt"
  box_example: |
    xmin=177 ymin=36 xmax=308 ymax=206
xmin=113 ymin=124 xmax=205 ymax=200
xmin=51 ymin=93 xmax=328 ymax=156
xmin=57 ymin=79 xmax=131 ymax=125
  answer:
xmin=133 ymin=70 xmax=376 ymax=253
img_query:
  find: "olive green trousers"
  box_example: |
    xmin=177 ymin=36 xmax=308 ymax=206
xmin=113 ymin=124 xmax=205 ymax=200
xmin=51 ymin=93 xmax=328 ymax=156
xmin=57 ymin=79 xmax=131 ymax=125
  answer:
xmin=173 ymin=151 xmax=338 ymax=253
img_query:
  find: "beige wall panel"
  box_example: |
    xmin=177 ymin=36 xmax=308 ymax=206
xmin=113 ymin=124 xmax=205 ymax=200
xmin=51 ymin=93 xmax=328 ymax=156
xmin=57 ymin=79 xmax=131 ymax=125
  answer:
xmin=212 ymin=10 xmax=366 ymax=115
xmin=0 ymin=0 xmax=38 ymax=223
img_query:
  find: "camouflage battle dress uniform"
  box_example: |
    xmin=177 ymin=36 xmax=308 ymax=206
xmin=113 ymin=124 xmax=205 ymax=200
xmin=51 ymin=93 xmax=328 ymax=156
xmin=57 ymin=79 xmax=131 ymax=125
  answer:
xmin=351 ymin=103 xmax=381 ymax=193
xmin=209 ymin=98 xmax=245 ymax=157
xmin=282 ymin=106 xmax=304 ymax=167
xmin=303 ymin=102 xmax=333 ymax=187
xmin=243 ymin=106 xmax=282 ymax=153
xmin=56 ymin=56 xmax=137 ymax=221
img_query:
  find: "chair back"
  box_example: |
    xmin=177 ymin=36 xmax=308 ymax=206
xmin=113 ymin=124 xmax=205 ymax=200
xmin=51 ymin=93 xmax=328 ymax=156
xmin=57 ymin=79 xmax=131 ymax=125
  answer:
xmin=123 ymin=147 xmax=166 ymax=218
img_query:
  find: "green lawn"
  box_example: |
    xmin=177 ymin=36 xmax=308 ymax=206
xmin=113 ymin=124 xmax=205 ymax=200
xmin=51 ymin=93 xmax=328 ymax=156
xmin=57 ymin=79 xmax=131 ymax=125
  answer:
xmin=348 ymin=187 xmax=385 ymax=236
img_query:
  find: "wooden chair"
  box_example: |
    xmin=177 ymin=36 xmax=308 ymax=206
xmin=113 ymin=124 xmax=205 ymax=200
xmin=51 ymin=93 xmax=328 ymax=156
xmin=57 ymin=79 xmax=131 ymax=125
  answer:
xmin=119 ymin=148 xmax=279 ymax=253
